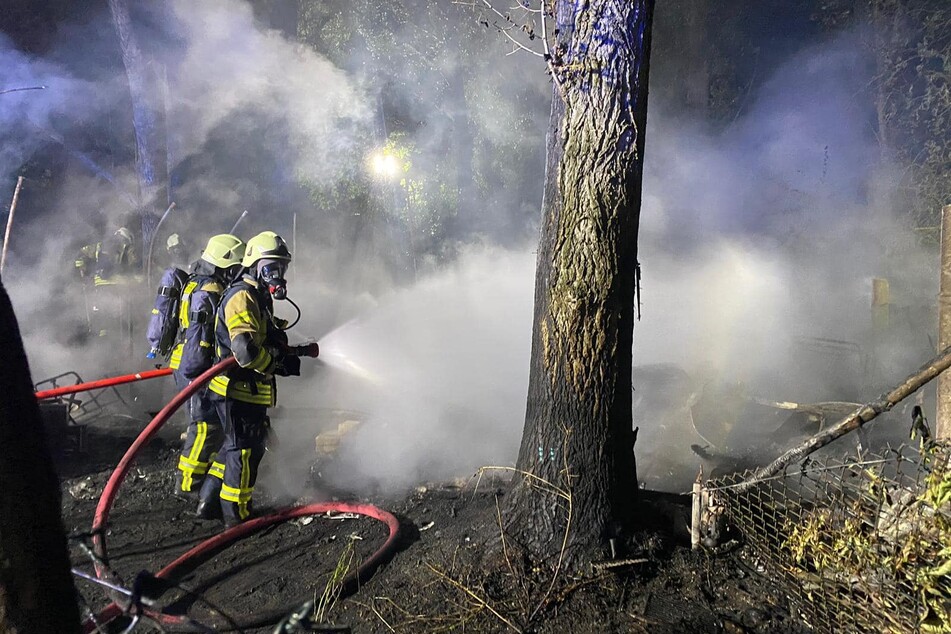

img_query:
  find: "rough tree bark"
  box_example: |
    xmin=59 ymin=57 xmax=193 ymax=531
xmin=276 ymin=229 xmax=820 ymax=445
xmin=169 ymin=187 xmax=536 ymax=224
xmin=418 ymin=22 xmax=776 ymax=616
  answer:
xmin=0 ymin=280 xmax=80 ymax=633
xmin=506 ymin=0 xmax=654 ymax=569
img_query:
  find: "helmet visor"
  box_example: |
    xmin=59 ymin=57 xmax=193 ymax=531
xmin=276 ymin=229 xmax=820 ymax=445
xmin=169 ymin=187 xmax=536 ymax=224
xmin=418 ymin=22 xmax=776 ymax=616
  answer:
xmin=260 ymin=260 xmax=288 ymax=281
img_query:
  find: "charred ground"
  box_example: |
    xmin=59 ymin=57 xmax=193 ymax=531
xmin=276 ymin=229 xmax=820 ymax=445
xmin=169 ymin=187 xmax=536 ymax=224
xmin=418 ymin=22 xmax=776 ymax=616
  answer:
xmin=60 ymin=415 xmax=811 ymax=634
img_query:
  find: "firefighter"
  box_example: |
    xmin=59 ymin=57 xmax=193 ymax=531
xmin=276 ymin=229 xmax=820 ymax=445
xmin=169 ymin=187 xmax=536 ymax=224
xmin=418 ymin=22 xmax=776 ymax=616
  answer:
xmin=197 ymin=231 xmax=319 ymax=526
xmin=77 ymin=227 xmax=141 ymax=340
xmin=171 ymin=234 xmax=245 ymax=498
xmin=94 ymin=227 xmax=140 ymax=286
xmin=165 ymin=233 xmax=189 ymax=271
xmin=74 ymin=241 xmax=101 ymax=281
xmin=146 ymin=238 xmax=194 ymax=360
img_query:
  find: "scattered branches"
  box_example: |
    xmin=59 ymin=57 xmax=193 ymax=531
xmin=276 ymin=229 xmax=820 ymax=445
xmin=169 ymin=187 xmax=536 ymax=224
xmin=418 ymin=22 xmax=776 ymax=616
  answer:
xmin=471 ymin=465 xmax=569 ymax=501
xmin=425 ymin=563 xmax=521 ymax=632
xmin=470 ymin=426 xmax=577 ymax=624
xmin=365 ymin=601 xmax=396 ymax=633
xmin=494 ymin=493 xmax=525 ymax=602
xmin=0 ymin=85 xmax=47 ymax=95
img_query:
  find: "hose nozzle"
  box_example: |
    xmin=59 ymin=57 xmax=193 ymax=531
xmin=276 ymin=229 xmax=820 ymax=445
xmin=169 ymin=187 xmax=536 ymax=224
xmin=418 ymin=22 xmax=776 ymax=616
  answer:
xmin=292 ymin=343 xmax=320 ymax=358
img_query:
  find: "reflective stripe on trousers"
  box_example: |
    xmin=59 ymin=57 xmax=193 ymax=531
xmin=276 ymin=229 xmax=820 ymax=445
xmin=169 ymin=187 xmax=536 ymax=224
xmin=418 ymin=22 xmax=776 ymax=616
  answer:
xmin=198 ymin=397 xmax=268 ymax=522
xmin=177 ymin=420 xmax=222 ymax=492
xmin=208 ymin=461 xmax=225 ymax=479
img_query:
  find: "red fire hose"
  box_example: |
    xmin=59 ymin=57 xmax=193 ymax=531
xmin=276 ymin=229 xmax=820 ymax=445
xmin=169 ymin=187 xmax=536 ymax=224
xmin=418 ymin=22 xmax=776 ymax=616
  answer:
xmin=85 ymin=357 xmax=401 ymax=632
xmin=36 ymin=367 xmax=173 ymax=400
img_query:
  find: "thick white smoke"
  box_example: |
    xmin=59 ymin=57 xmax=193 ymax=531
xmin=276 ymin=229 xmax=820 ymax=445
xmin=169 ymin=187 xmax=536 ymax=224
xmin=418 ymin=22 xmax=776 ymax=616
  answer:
xmin=2 ymin=6 xmax=936 ymax=498
xmin=4 ymin=0 xmax=369 ymax=383
xmin=263 ymin=31 xmax=937 ymax=496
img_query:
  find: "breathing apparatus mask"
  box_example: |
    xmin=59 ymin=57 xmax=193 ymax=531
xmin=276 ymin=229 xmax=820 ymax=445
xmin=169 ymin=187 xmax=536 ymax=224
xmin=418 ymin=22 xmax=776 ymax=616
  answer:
xmin=257 ymin=259 xmax=301 ymax=329
xmin=243 ymin=232 xmax=301 ymax=329
xmin=260 ymin=260 xmax=289 ymax=300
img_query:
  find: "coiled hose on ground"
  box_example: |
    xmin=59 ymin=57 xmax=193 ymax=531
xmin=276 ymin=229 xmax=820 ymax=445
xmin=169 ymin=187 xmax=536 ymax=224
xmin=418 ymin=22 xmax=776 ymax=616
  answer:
xmin=82 ymin=358 xmax=401 ymax=632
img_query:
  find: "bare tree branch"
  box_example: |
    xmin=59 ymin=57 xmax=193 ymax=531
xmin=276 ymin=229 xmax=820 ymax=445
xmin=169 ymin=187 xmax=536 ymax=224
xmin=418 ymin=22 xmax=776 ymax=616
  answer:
xmin=734 ymin=345 xmax=951 ymax=494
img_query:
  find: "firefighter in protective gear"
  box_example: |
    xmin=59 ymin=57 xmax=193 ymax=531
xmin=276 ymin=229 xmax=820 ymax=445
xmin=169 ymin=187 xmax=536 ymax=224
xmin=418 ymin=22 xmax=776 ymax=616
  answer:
xmin=94 ymin=227 xmax=139 ymax=286
xmin=172 ymin=234 xmax=245 ymax=497
xmin=197 ymin=231 xmax=318 ymax=526
xmin=146 ymin=235 xmax=194 ymax=359
xmin=74 ymin=242 xmax=101 ymax=280
xmin=74 ymin=227 xmax=138 ymax=282
xmin=76 ymin=227 xmax=141 ymax=340
xmin=165 ymin=233 xmax=189 ymax=270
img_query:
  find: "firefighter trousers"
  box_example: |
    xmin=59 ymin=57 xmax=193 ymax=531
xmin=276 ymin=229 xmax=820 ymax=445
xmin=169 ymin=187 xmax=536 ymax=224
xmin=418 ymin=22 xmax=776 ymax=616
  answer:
xmin=174 ymin=371 xmax=223 ymax=493
xmin=198 ymin=397 xmax=268 ymax=523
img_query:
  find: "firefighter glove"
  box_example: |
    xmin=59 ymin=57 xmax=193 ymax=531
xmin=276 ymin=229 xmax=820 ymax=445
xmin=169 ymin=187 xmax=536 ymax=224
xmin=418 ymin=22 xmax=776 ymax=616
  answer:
xmin=274 ymin=354 xmax=301 ymax=377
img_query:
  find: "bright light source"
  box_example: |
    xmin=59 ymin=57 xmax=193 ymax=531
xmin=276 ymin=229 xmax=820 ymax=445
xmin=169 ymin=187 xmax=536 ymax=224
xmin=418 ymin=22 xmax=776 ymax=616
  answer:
xmin=369 ymin=150 xmax=400 ymax=179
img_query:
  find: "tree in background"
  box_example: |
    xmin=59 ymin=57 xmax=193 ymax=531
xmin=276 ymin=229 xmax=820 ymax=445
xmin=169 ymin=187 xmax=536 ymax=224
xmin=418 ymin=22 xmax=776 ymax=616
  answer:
xmin=108 ymin=0 xmax=169 ymax=244
xmin=296 ymin=0 xmax=549 ymax=274
xmin=816 ymin=0 xmax=951 ymax=227
xmin=875 ymin=0 xmax=951 ymax=227
xmin=481 ymin=0 xmax=655 ymax=569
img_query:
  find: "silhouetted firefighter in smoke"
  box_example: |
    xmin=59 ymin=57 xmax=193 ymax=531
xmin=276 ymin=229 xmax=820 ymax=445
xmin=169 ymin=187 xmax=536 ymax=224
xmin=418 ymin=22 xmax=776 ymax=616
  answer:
xmin=94 ymin=226 xmax=139 ymax=283
xmin=198 ymin=231 xmax=319 ymax=527
xmin=148 ymin=234 xmax=245 ymax=498
xmin=75 ymin=226 xmax=141 ymax=340
xmin=146 ymin=239 xmax=192 ymax=362
xmin=163 ymin=232 xmax=190 ymax=271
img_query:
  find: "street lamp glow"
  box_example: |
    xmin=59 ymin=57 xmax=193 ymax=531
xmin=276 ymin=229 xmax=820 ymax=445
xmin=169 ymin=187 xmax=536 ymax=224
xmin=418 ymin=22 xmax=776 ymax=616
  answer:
xmin=369 ymin=151 xmax=400 ymax=179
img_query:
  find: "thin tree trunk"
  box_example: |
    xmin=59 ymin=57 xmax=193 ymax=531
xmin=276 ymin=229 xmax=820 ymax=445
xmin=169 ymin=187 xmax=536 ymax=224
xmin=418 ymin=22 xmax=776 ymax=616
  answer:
xmin=938 ymin=205 xmax=951 ymax=439
xmin=0 ymin=281 xmax=80 ymax=633
xmin=871 ymin=0 xmax=891 ymax=162
xmin=682 ymin=0 xmax=709 ymax=115
xmin=506 ymin=0 xmax=654 ymax=569
xmin=108 ymin=0 xmax=168 ymax=241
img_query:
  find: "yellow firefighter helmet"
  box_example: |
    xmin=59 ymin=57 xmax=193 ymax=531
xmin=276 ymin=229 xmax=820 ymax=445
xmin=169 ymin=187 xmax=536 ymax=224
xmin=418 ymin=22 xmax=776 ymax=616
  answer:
xmin=114 ymin=227 xmax=134 ymax=244
xmin=241 ymin=231 xmax=291 ymax=268
xmin=200 ymin=234 xmax=245 ymax=269
xmin=166 ymin=233 xmax=182 ymax=251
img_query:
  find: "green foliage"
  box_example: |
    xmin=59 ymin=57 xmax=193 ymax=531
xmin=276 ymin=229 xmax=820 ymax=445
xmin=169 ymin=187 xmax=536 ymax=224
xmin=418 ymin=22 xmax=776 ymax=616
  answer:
xmin=784 ymin=444 xmax=951 ymax=632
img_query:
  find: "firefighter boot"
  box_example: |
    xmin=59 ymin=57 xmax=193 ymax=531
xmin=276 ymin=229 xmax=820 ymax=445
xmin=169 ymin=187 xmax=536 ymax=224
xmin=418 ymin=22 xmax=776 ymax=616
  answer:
xmin=173 ymin=474 xmax=199 ymax=502
xmin=195 ymin=476 xmax=223 ymax=520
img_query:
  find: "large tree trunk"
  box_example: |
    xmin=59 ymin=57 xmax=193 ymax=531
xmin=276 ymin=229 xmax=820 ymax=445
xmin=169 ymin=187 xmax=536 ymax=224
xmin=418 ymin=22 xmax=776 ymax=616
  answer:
xmin=0 ymin=281 xmax=80 ymax=633
xmin=506 ymin=0 xmax=654 ymax=569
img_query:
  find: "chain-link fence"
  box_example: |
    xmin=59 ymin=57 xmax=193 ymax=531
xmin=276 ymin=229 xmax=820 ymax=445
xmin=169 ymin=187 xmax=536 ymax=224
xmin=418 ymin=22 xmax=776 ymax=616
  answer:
xmin=706 ymin=442 xmax=951 ymax=633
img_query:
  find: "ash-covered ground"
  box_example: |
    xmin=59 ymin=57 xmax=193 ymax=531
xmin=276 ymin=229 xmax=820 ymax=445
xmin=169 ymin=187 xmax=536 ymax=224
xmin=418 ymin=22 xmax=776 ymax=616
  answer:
xmin=60 ymin=412 xmax=814 ymax=634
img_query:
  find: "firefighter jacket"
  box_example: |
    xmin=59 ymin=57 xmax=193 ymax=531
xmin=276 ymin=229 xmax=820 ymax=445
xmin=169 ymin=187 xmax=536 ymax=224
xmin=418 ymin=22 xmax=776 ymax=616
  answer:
xmin=209 ymin=274 xmax=286 ymax=406
xmin=74 ymin=243 xmax=101 ymax=280
xmin=170 ymin=270 xmax=226 ymax=378
xmin=75 ymin=240 xmax=140 ymax=286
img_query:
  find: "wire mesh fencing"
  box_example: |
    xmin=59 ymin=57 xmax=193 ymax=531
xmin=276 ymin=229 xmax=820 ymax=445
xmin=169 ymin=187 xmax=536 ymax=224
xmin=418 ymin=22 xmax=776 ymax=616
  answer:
xmin=705 ymin=442 xmax=951 ymax=633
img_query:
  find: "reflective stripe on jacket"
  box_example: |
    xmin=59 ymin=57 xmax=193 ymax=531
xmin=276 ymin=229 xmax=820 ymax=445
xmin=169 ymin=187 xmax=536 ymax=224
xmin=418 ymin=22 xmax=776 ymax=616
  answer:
xmin=209 ymin=275 xmax=281 ymax=406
